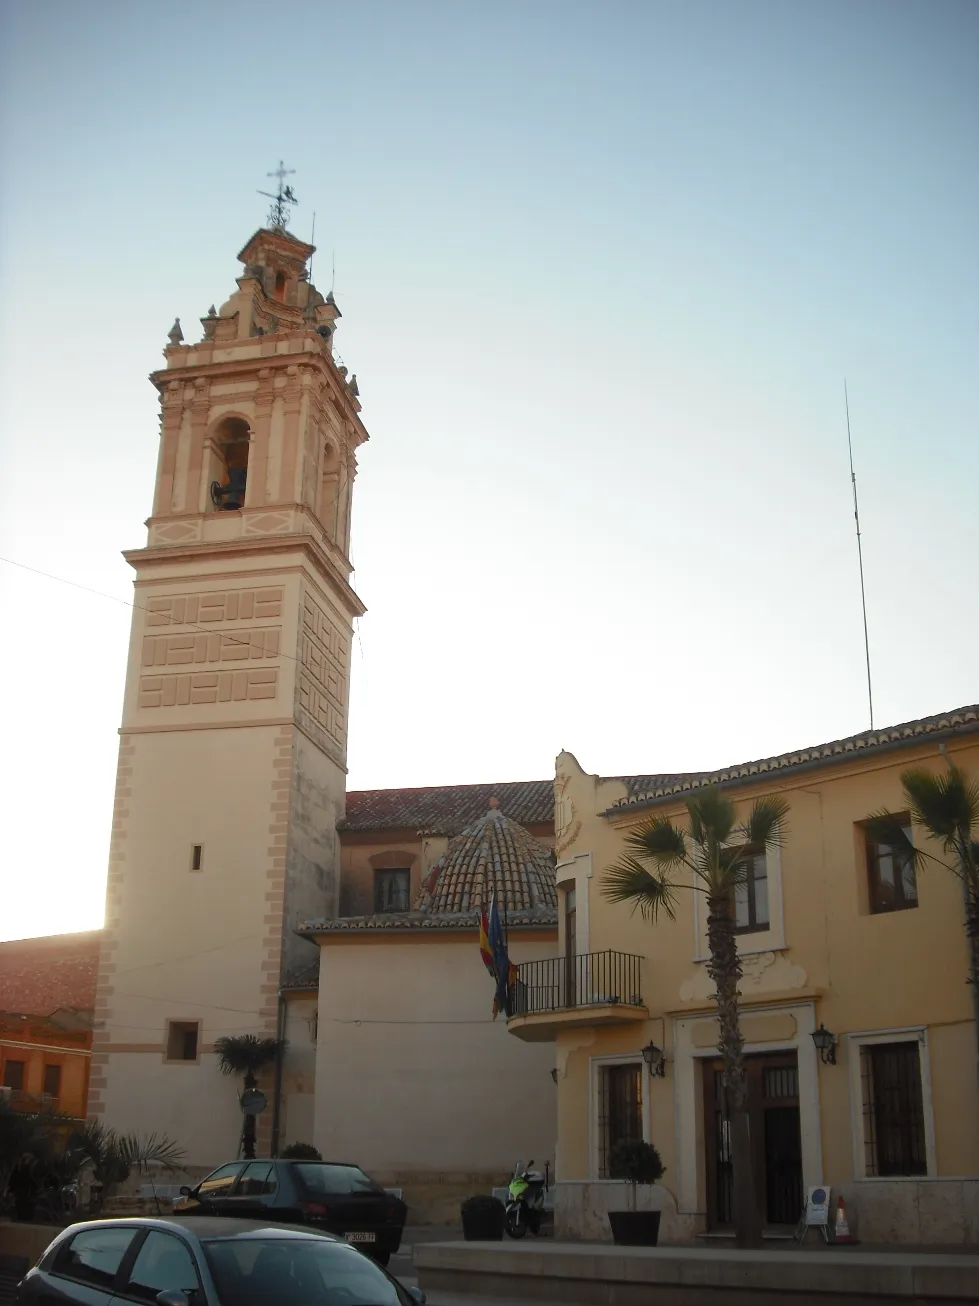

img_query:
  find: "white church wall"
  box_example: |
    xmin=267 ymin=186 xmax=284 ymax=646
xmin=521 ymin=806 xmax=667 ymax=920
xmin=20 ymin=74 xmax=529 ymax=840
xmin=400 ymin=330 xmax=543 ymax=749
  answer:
xmin=313 ymin=935 xmax=559 ymax=1175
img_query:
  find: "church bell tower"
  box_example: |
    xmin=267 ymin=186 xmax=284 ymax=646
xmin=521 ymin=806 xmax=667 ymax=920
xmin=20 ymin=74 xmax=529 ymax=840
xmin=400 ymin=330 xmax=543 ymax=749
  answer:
xmin=90 ymin=185 xmax=368 ymax=1162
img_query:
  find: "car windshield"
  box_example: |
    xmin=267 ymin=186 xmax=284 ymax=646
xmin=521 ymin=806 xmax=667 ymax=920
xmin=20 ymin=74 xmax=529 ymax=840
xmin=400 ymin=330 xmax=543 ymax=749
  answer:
xmin=203 ymin=1237 xmax=404 ymax=1306
xmin=295 ymin=1163 xmax=384 ymax=1195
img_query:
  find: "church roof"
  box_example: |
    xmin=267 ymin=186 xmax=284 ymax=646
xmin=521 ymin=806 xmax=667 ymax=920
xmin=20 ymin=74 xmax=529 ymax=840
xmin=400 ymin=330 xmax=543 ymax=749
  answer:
xmin=340 ymin=779 xmax=553 ymax=835
xmin=415 ymin=801 xmax=558 ymax=916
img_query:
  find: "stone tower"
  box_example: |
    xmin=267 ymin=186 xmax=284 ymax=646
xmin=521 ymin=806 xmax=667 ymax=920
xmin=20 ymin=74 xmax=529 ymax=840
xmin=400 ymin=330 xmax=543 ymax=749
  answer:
xmin=90 ymin=220 xmax=368 ymax=1163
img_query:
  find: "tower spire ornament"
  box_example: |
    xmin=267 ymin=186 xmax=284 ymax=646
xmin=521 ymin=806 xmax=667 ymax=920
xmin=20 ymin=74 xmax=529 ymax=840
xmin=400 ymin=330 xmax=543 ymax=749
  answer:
xmin=257 ymin=160 xmax=298 ymax=231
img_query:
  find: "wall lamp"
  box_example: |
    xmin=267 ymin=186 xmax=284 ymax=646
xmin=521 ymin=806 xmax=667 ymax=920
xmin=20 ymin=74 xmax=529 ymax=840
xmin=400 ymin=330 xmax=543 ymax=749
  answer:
xmin=641 ymin=1041 xmax=667 ymax=1078
xmin=811 ymin=1024 xmax=838 ymax=1066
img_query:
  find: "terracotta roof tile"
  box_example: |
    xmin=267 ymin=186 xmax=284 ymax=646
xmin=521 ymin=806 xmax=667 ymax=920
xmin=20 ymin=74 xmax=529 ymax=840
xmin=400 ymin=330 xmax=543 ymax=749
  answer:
xmin=340 ymin=779 xmax=553 ymax=834
xmin=415 ymin=805 xmax=557 ymax=916
xmin=607 ymin=704 xmax=979 ymax=814
xmin=0 ymin=931 xmax=101 ymax=1018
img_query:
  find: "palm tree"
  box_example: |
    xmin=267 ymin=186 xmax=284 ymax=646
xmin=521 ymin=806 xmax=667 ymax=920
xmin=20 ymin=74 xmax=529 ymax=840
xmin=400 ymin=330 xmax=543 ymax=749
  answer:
xmin=214 ymin=1034 xmax=284 ymax=1160
xmin=69 ymin=1119 xmax=186 ymax=1213
xmin=602 ymin=786 xmax=789 ymax=1249
xmin=866 ymin=759 xmax=979 ymax=1085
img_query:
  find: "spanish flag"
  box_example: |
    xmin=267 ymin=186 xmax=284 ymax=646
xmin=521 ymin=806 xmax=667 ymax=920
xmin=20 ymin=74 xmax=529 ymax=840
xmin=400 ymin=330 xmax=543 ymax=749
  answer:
xmin=478 ymin=903 xmax=495 ymax=978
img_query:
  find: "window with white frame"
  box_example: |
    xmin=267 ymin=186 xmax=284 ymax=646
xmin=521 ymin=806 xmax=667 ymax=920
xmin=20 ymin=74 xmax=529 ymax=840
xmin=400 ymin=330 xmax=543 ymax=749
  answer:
xmin=859 ymin=1041 xmax=927 ymax=1176
xmin=597 ymin=1062 xmax=643 ymax=1177
xmin=850 ymin=1031 xmax=933 ymax=1179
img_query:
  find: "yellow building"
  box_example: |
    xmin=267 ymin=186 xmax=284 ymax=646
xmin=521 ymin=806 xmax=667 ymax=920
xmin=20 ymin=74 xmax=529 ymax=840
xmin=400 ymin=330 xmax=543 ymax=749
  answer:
xmin=509 ymin=707 xmax=979 ymax=1245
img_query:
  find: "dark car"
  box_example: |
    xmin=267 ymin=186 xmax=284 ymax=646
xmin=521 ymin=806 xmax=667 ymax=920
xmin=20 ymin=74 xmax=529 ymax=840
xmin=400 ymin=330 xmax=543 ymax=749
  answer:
xmin=172 ymin=1159 xmax=407 ymax=1266
xmin=15 ymin=1216 xmax=425 ymax=1306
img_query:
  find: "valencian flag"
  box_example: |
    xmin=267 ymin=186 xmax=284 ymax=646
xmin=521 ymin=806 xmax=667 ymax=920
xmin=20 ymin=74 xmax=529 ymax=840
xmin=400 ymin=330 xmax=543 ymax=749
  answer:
xmin=479 ymin=892 xmax=518 ymax=1019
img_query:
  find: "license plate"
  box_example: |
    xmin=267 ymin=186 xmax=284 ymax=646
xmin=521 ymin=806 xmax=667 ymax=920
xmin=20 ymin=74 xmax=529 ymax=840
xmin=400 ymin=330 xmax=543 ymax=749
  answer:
xmin=344 ymin=1232 xmax=376 ymax=1244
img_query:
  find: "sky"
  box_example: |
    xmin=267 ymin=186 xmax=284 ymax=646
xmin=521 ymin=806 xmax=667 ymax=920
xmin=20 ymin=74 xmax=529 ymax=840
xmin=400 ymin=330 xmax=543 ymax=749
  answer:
xmin=0 ymin=0 xmax=976 ymax=942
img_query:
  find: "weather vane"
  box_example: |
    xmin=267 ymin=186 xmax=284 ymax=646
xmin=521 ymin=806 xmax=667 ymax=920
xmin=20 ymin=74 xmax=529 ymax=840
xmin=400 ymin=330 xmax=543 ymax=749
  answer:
xmin=258 ymin=161 xmax=298 ymax=231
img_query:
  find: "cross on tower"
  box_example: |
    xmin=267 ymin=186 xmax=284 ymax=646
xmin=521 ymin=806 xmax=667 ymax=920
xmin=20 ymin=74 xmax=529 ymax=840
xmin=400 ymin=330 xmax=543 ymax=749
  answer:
xmin=257 ymin=161 xmax=298 ymax=231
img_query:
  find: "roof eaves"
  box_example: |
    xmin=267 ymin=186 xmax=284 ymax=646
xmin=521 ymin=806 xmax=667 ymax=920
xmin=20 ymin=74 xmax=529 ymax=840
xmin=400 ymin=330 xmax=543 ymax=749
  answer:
xmin=603 ymin=705 xmax=979 ymax=819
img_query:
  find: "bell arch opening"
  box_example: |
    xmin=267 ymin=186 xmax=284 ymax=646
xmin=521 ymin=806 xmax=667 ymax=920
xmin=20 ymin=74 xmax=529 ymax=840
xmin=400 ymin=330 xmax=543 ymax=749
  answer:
xmin=317 ymin=439 xmax=340 ymax=538
xmin=208 ymin=416 xmax=251 ymax=511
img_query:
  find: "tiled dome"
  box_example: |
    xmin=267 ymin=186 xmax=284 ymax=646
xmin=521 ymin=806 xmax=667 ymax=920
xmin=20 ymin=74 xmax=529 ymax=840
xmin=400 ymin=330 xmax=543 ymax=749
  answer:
xmin=415 ymin=800 xmax=557 ymax=916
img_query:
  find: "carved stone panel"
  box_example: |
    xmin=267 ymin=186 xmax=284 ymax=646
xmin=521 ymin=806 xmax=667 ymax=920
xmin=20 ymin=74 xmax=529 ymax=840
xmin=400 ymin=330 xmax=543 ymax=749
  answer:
xmin=296 ymin=590 xmax=349 ymax=764
xmin=145 ymin=587 xmax=283 ymax=627
xmin=138 ymin=668 xmax=278 ymax=707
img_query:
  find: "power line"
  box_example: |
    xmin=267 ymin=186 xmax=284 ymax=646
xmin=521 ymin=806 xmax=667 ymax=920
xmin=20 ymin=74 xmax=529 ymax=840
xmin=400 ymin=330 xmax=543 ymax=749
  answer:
xmin=0 ymin=555 xmax=310 ymax=670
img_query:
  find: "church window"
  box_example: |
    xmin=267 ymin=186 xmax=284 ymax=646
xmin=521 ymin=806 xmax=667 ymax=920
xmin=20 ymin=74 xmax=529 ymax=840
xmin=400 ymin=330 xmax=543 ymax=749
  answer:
xmin=209 ymin=417 xmax=250 ymax=511
xmin=165 ymin=1020 xmax=200 ymax=1062
xmin=374 ymin=868 xmax=410 ymax=914
xmin=190 ymin=844 xmax=203 ymax=872
xmin=274 ymin=270 xmax=287 ymax=301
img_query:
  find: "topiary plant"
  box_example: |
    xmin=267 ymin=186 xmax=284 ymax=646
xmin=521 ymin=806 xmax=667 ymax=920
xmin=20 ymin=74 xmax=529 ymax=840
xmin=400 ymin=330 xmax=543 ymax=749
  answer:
xmin=608 ymin=1139 xmax=665 ymax=1211
xmin=281 ymin=1142 xmax=322 ymax=1160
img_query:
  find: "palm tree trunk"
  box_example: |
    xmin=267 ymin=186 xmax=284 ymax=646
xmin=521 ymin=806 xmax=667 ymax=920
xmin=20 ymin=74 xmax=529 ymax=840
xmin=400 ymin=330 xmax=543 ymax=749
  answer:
xmin=241 ymin=1071 xmax=258 ymax=1160
xmin=706 ymin=895 xmax=762 ymax=1249
xmin=965 ymin=883 xmax=979 ymax=1091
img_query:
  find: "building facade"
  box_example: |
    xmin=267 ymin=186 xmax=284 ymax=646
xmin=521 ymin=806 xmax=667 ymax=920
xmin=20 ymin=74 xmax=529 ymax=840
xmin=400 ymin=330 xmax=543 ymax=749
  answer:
xmin=0 ymin=931 xmax=99 ymax=1123
xmin=508 ymin=707 xmax=979 ymax=1245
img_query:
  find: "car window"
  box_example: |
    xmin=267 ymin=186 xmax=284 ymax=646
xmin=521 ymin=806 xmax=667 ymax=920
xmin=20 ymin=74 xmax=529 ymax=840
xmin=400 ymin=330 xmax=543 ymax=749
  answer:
xmin=294 ymin=1163 xmax=383 ymax=1195
xmin=122 ymin=1231 xmax=201 ymax=1303
xmin=204 ymin=1238 xmax=403 ymax=1306
xmin=198 ymin=1162 xmax=246 ymax=1197
xmin=53 ymin=1226 xmax=137 ymax=1289
xmin=237 ymin=1161 xmax=277 ymax=1196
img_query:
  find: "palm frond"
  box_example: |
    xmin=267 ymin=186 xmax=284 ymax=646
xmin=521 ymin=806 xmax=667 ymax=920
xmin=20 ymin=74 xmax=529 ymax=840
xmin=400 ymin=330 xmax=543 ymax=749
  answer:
xmin=739 ymin=796 xmax=790 ymax=849
xmin=902 ymin=765 xmax=979 ymax=854
xmin=601 ymin=856 xmax=680 ymax=922
xmin=116 ymin=1131 xmax=186 ymax=1174
xmin=622 ymin=816 xmax=688 ymax=869
xmin=686 ymin=787 xmax=735 ymax=847
xmin=213 ymin=1034 xmax=284 ymax=1077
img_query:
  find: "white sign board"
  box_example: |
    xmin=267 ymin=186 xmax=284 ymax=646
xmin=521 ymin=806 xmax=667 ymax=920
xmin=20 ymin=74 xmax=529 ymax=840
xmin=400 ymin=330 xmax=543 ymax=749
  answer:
xmin=804 ymin=1185 xmax=831 ymax=1227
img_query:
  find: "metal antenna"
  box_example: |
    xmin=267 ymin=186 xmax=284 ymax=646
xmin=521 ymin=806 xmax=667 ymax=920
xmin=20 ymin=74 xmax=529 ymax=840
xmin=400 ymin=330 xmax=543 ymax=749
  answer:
xmin=331 ymin=248 xmax=335 ymax=296
xmin=257 ymin=161 xmax=298 ymax=231
xmin=845 ymin=380 xmax=874 ymax=730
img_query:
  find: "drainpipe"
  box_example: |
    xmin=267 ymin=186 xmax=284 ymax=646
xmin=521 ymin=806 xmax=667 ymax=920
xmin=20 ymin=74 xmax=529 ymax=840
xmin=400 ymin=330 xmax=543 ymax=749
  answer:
xmin=270 ymin=990 xmax=287 ymax=1156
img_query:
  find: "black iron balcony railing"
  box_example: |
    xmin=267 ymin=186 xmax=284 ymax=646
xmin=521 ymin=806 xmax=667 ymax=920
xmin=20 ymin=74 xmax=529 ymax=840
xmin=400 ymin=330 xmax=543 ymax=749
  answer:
xmin=510 ymin=950 xmax=643 ymax=1016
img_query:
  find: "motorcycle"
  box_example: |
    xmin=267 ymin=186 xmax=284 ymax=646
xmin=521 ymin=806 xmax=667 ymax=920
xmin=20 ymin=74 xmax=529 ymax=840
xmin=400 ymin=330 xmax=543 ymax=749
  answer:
xmin=504 ymin=1159 xmax=548 ymax=1238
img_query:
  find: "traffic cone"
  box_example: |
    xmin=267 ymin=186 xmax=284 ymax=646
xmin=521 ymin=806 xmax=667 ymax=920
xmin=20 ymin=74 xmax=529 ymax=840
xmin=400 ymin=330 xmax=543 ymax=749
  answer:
xmin=834 ymin=1195 xmax=852 ymax=1242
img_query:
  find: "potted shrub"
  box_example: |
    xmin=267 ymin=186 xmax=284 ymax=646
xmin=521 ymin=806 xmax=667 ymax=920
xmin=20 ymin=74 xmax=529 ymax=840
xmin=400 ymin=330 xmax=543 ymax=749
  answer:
xmin=281 ymin=1143 xmax=322 ymax=1159
xmin=607 ymin=1139 xmax=665 ymax=1246
xmin=460 ymin=1193 xmax=505 ymax=1241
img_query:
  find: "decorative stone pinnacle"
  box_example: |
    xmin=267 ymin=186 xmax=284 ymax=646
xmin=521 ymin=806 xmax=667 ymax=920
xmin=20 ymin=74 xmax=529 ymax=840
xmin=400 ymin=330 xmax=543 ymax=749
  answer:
xmin=167 ymin=318 xmax=183 ymax=345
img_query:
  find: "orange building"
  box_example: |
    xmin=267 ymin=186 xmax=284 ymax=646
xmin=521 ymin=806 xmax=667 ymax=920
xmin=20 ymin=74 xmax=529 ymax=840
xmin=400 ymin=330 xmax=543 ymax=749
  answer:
xmin=0 ymin=931 xmax=100 ymax=1122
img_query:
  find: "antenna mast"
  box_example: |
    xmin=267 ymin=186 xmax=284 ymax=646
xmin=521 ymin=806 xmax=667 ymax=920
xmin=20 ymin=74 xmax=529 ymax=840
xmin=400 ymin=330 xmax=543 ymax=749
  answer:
xmin=845 ymin=380 xmax=874 ymax=730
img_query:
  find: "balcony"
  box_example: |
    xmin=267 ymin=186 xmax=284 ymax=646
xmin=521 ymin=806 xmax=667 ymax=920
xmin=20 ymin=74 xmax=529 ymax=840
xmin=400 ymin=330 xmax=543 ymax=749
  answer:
xmin=507 ymin=950 xmax=647 ymax=1041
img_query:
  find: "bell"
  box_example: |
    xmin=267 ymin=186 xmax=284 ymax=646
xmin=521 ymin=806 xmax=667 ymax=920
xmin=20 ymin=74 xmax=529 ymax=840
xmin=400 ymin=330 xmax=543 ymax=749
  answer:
xmin=210 ymin=465 xmax=247 ymax=510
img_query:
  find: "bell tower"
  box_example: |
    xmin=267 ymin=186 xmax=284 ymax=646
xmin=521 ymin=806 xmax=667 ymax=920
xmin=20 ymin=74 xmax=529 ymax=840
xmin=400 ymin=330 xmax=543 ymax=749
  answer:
xmin=90 ymin=195 xmax=368 ymax=1163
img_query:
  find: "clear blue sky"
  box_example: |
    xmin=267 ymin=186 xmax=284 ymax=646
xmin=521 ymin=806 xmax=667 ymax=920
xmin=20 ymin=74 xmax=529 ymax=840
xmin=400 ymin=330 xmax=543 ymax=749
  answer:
xmin=1 ymin=0 xmax=976 ymax=940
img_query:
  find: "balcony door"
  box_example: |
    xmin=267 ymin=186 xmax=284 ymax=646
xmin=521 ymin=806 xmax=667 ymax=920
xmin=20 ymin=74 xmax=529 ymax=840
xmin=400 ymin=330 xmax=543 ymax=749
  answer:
xmin=564 ymin=887 xmax=577 ymax=1006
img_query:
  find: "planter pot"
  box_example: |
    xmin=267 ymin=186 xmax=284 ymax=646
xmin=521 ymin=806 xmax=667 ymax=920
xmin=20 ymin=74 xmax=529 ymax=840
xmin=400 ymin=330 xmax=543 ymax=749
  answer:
xmin=608 ymin=1209 xmax=661 ymax=1246
xmin=461 ymin=1205 xmax=505 ymax=1241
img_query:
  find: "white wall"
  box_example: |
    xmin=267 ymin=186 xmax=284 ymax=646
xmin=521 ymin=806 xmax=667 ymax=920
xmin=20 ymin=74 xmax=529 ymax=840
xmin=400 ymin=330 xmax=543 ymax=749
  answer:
xmin=313 ymin=935 xmax=558 ymax=1174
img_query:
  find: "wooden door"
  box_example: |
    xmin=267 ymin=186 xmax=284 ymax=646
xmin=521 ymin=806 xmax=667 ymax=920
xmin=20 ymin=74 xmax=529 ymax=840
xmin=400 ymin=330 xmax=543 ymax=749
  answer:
xmin=703 ymin=1051 xmax=802 ymax=1228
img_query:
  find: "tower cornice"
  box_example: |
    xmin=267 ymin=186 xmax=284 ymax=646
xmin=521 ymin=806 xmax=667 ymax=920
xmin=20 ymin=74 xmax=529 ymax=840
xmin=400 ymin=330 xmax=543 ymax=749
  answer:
xmin=123 ymin=531 xmax=366 ymax=619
